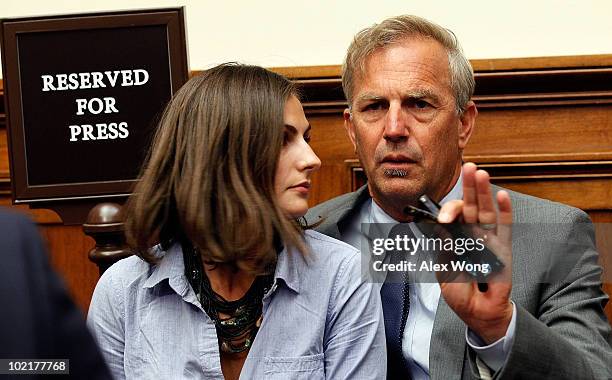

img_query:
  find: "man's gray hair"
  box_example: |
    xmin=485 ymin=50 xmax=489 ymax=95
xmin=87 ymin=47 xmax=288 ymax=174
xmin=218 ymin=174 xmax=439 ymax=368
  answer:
xmin=342 ymin=15 xmax=475 ymax=114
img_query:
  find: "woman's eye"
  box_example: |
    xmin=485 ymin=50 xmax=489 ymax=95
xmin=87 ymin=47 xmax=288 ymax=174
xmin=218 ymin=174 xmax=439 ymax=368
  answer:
xmin=304 ymin=134 xmax=311 ymax=144
xmin=283 ymin=131 xmax=290 ymax=145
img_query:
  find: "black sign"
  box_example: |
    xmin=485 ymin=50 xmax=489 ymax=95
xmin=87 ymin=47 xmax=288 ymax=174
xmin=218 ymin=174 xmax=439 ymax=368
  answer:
xmin=1 ymin=8 xmax=189 ymax=202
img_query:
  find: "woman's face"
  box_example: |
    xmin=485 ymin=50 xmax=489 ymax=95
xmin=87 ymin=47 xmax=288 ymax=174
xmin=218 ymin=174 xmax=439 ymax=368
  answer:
xmin=275 ymin=95 xmax=321 ymax=218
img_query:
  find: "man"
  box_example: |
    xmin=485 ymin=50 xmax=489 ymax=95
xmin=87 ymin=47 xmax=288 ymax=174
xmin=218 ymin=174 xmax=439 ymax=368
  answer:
xmin=307 ymin=15 xmax=611 ymax=379
xmin=0 ymin=209 xmax=111 ymax=379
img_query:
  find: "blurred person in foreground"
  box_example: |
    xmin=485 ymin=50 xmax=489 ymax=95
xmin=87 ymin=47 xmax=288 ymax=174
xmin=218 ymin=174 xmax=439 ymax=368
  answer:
xmin=0 ymin=209 xmax=111 ymax=379
xmin=87 ymin=63 xmax=386 ymax=380
xmin=307 ymin=15 xmax=612 ymax=379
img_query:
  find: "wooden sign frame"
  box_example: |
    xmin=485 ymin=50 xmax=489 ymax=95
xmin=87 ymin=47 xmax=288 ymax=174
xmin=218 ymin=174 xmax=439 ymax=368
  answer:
xmin=0 ymin=8 xmax=188 ymax=203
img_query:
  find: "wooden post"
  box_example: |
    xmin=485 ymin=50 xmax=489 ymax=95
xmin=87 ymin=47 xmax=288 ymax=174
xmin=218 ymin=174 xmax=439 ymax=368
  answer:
xmin=83 ymin=202 xmax=133 ymax=275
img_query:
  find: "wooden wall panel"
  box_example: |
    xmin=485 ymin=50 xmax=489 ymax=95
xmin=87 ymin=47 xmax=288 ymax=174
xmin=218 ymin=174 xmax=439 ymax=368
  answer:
xmin=38 ymin=224 xmax=99 ymax=313
xmin=468 ymin=107 xmax=612 ymax=163
xmin=0 ymin=128 xmax=9 ymax=178
xmin=492 ymin=178 xmax=612 ymax=211
xmin=308 ymin=115 xmax=354 ymax=206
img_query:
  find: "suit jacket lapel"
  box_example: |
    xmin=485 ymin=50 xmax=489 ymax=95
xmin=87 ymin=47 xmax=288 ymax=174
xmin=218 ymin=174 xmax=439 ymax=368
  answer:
xmin=317 ymin=185 xmax=371 ymax=240
xmin=429 ymin=296 xmax=466 ymax=379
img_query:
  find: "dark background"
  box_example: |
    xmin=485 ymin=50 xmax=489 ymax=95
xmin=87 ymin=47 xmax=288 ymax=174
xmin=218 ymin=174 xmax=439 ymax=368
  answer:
xmin=17 ymin=25 xmax=171 ymax=186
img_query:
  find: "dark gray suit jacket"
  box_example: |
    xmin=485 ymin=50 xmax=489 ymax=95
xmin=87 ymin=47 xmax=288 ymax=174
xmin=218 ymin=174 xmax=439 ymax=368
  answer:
xmin=0 ymin=210 xmax=111 ymax=379
xmin=306 ymin=185 xmax=612 ymax=379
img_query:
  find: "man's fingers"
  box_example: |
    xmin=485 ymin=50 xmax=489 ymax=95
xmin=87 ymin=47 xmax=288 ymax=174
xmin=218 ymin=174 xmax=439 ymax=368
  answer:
xmin=496 ymin=190 xmax=512 ymax=243
xmin=462 ymin=162 xmax=478 ymax=223
xmin=438 ymin=200 xmax=463 ymax=223
xmin=475 ymin=170 xmax=496 ymax=224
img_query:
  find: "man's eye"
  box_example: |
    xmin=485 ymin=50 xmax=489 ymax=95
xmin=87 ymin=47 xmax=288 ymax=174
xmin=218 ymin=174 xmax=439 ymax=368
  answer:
xmin=304 ymin=134 xmax=312 ymax=144
xmin=363 ymin=102 xmax=383 ymax=112
xmin=414 ymin=100 xmax=430 ymax=109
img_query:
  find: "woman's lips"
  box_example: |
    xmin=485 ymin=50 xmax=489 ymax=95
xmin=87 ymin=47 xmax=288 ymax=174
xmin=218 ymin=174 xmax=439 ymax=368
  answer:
xmin=289 ymin=182 xmax=310 ymax=195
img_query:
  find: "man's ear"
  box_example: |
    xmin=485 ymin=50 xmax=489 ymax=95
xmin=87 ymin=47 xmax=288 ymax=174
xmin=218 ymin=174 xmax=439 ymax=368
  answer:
xmin=458 ymin=101 xmax=477 ymax=149
xmin=344 ymin=108 xmax=358 ymax=153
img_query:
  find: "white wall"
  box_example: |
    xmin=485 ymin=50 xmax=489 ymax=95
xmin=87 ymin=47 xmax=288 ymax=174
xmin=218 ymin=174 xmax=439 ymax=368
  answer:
xmin=1 ymin=0 xmax=612 ymax=76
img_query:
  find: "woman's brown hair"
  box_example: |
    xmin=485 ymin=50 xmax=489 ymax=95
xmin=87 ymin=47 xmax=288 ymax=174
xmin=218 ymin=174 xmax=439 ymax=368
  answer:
xmin=125 ymin=63 xmax=306 ymax=273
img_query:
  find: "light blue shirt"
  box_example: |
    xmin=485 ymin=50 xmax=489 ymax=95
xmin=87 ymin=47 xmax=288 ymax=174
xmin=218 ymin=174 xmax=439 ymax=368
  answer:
xmin=87 ymin=230 xmax=386 ymax=379
xmin=345 ymin=175 xmax=516 ymax=378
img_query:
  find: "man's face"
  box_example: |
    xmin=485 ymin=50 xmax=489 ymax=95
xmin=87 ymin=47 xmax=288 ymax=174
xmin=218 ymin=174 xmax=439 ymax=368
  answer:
xmin=345 ymin=37 xmax=475 ymax=218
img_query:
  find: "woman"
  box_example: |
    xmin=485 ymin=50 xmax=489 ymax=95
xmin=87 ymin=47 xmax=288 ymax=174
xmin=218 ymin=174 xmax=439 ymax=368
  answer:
xmin=87 ymin=63 xmax=386 ymax=379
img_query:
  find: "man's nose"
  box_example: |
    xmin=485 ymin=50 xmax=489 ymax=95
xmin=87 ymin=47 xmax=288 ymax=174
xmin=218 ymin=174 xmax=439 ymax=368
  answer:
xmin=383 ymin=103 xmax=408 ymax=143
